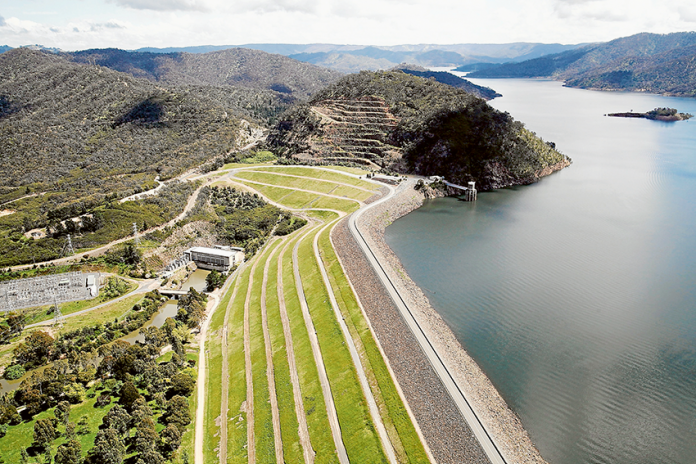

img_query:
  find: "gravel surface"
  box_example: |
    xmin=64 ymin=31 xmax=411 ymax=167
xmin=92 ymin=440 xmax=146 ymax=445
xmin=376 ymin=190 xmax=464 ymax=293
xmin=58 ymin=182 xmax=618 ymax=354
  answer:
xmin=332 ymin=179 xmax=548 ymax=464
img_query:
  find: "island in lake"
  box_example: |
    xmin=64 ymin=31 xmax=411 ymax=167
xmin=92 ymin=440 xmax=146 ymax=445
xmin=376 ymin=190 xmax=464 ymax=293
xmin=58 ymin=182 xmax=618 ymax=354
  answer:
xmin=608 ymin=107 xmax=692 ymax=121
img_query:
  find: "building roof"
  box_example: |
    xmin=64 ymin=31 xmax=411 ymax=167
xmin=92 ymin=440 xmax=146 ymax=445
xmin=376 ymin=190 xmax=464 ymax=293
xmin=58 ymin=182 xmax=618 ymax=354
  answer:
xmin=187 ymin=246 xmax=237 ymax=258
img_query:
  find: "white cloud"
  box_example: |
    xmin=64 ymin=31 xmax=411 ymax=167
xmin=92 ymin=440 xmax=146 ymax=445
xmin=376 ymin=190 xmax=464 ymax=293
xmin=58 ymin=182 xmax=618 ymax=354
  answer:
xmin=108 ymin=0 xmax=209 ymax=12
xmin=678 ymin=5 xmax=696 ymax=22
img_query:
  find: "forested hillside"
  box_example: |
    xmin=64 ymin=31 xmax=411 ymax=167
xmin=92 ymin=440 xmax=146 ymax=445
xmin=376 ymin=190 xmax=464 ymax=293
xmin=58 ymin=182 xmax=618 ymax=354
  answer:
xmin=0 ymin=48 xmax=247 ymax=192
xmin=64 ymin=48 xmax=342 ymax=99
xmin=393 ymin=64 xmax=501 ymax=100
xmin=269 ymin=70 xmax=570 ymax=189
xmin=469 ymin=32 xmax=696 ymax=97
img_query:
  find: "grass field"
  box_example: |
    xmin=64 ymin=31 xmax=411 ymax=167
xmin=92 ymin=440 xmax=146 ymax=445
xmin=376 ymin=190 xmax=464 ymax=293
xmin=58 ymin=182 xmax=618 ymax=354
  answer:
xmin=198 ymin=165 xmax=429 ymax=464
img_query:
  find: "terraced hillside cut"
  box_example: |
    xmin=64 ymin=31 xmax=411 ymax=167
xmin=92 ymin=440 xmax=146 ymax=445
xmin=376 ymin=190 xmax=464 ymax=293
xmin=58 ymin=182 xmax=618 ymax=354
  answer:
xmin=270 ymin=71 xmax=571 ymax=189
xmin=302 ymin=97 xmax=402 ymax=166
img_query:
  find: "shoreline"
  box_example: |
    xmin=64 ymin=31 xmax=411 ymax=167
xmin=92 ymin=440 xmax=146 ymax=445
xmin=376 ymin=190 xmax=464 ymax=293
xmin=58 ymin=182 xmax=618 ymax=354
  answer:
xmin=350 ymin=178 xmax=547 ymax=464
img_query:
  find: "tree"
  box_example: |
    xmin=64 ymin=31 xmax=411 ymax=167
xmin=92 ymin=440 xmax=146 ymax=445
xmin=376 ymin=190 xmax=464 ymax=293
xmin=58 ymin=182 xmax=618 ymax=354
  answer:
xmin=85 ymin=428 xmax=125 ymax=464
xmin=54 ymin=439 xmax=81 ymax=464
xmin=169 ymin=372 xmax=195 ymax=398
xmin=133 ymin=417 xmax=158 ymax=455
xmin=163 ymin=395 xmax=191 ymax=430
xmin=123 ymin=243 xmax=141 ymax=266
xmin=205 ymin=270 xmax=225 ymax=291
xmin=33 ymin=418 xmax=56 ymax=451
xmin=102 ymin=404 xmax=131 ymax=437
xmin=119 ymin=381 xmax=141 ymax=412
xmin=54 ymin=401 xmax=71 ymax=426
xmin=14 ymin=330 xmax=54 ymax=366
xmin=176 ymin=288 xmax=207 ymax=329
xmin=161 ymin=423 xmax=182 ymax=453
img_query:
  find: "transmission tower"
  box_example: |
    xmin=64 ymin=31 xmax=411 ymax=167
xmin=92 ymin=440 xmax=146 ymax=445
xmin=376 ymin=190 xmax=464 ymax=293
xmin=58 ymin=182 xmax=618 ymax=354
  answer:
xmin=52 ymin=296 xmax=64 ymax=326
xmin=132 ymin=223 xmax=140 ymax=245
xmin=65 ymin=234 xmax=75 ymax=256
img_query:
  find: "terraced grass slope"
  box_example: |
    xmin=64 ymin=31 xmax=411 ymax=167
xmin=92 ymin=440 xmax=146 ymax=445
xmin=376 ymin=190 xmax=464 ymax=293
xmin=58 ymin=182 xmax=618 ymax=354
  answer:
xmin=269 ymin=71 xmax=571 ymax=190
xmin=203 ymin=166 xmax=429 ymax=464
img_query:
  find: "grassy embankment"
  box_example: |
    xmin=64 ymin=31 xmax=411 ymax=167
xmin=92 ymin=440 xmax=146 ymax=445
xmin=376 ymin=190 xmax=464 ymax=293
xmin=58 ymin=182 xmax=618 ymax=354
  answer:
xmin=203 ymin=165 xmax=427 ymax=463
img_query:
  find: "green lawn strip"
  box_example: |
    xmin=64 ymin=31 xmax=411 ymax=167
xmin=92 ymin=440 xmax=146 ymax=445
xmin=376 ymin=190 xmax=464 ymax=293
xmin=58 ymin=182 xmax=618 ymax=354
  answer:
xmin=309 ymin=196 xmax=360 ymax=213
xmin=236 ymin=171 xmax=339 ymax=195
xmin=227 ymin=265 xmax=252 ymax=464
xmin=281 ymin=230 xmax=339 ymax=464
xmin=318 ymin=228 xmax=430 ymax=464
xmin=265 ymin=238 xmax=303 ymax=464
xmin=203 ymin=272 xmax=238 ymax=464
xmin=297 ymin=231 xmax=387 ymax=464
xmin=232 ymin=180 xmax=294 ymax=205
xmin=58 ymin=293 xmax=144 ymax=333
xmin=233 ymin=180 xmax=317 ymax=210
xmin=249 ymin=239 xmax=283 ymax=463
xmin=331 ymin=185 xmax=374 ymax=202
xmin=260 ymin=167 xmax=377 ymax=190
xmin=23 ymin=280 xmax=139 ymax=326
xmin=324 ymin=166 xmax=371 ymax=176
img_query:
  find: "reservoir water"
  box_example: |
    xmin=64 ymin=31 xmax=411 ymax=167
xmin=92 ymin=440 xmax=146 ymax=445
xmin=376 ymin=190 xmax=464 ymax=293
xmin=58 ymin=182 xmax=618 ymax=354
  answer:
xmin=385 ymin=79 xmax=696 ymax=464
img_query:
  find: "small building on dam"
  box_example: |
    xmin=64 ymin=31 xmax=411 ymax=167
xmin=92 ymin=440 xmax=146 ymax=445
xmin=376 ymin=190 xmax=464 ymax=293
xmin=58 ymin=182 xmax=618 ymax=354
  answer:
xmin=184 ymin=246 xmax=244 ymax=272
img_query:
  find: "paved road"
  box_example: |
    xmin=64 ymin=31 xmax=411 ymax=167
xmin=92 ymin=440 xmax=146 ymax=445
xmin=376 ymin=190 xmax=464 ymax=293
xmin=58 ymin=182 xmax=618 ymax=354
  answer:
xmin=348 ymin=179 xmax=507 ymax=464
xmin=26 ymin=275 xmax=159 ymax=329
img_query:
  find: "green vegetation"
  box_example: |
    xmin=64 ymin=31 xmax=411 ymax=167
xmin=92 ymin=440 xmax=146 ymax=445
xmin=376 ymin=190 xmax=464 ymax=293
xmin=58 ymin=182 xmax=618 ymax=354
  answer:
xmin=0 ymin=294 xmax=198 ymax=463
xmin=264 ymin=239 xmax=303 ymax=463
xmin=393 ymin=64 xmax=500 ymax=100
xmin=63 ymin=47 xmax=341 ymax=109
xmin=317 ymin=228 xmax=429 ymax=463
xmin=269 ymin=71 xmax=570 ymax=190
xmin=279 ymin=228 xmax=338 ymax=463
xmin=296 ymin=227 xmax=387 ymax=462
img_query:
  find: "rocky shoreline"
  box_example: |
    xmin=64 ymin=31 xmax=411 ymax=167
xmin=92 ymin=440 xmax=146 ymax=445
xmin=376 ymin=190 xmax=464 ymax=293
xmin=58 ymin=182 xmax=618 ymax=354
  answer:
xmin=335 ymin=178 xmax=547 ymax=464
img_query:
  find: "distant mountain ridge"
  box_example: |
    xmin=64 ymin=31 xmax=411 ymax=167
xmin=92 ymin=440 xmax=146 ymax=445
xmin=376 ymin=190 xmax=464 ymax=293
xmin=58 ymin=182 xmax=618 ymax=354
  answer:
xmin=469 ymin=32 xmax=696 ymax=97
xmin=63 ymin=47 xmax=342 ymax=99
xmin=135 ymin=42 xmax=583 ymax=73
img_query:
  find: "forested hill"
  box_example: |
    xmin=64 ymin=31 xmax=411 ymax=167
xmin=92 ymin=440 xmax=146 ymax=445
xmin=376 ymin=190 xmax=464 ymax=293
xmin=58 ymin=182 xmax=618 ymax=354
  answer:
xmin=469 ymin=32 xmax=696 ymax=97
xmin=0 ymin=48 xmax=255 ymax=194
xmin=268 ymin=71 xmax=570 ymax=190
xmin=64 ymin=47 xmax=342 ymax=99
xmin=392 ymin=64 xmax=501 ymax=100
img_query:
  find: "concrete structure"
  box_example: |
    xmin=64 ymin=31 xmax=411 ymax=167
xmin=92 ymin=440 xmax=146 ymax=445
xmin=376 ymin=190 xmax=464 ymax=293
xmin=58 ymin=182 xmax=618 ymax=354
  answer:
xmin=0 ymin=272 xmax=100 ymax=312
xmin=183 ymin=246 xmax=244 ymax=272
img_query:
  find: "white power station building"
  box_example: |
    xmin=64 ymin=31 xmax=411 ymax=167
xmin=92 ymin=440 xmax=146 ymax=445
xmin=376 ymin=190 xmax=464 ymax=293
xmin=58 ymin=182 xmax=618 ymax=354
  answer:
xmin=183 ymin=246 xmax=244 ymax=272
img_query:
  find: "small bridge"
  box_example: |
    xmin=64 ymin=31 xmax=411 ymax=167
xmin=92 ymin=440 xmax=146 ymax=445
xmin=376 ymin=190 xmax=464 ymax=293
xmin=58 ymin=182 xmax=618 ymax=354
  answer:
xmin=429 ymin=177 xmax=477 ymax=201
xmin=159 ymin=289 xmax=190 ymax=299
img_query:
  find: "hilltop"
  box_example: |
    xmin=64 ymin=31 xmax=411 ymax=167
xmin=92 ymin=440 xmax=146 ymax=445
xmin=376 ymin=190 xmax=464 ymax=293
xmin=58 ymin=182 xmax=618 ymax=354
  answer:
xmin=268 ymin=70 xmax=570 ymax=190
xmin=63 ymin=47 xmax=342 ymax=99
xmin=469 ymin=32 xmax=696 ymax=97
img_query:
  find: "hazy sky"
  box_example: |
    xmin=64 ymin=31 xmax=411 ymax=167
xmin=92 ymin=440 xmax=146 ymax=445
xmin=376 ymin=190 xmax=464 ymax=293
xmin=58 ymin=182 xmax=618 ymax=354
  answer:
xmin=1 ymin=0 xmax=695 ymax=50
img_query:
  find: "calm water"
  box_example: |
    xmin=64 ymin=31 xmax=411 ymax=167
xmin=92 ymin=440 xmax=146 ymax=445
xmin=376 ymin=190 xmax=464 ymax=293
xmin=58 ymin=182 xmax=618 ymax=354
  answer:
xmin=122 ymin=268 xmax=209 ymax=344
xmin=385 ymin=79 xmax=696 ymax=464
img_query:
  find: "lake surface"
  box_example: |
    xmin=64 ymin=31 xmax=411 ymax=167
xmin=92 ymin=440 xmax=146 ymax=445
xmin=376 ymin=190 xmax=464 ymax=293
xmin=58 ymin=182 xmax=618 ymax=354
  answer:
xmin=385 ymin=79 xmax=696 ymax=464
